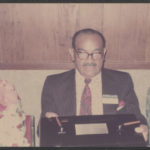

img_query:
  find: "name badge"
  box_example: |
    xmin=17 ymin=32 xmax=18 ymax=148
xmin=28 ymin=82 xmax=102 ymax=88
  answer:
xmin=102 ymin=94 xmax=118 ymax=104
xmin=75 ymin=123 xmax=108 ymax=135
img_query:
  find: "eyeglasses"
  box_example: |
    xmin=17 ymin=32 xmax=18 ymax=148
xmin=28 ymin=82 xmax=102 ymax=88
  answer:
xmin=75 ymin=49 xmax=104 ymax=60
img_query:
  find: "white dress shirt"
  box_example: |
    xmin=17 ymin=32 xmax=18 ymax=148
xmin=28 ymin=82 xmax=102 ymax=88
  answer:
xmin=75 ymin=70 xmax=103 ymax=115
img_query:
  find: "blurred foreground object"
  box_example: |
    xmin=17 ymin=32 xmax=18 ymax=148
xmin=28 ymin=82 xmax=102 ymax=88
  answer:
xmin=146 ymin=87 xmax=150 ymax=146
xmin=0 ymin=80 xmax=30 ymax=146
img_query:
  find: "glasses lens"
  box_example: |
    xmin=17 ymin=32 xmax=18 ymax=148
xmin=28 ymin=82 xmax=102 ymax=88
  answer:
xmin=93 ymin=53 xmax=102 ymax=59
xmin=78 ymin=52 xmax=88 ymax=59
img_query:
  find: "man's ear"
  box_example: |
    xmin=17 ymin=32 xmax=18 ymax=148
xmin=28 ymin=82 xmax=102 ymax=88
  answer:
xmin=103 ymin=48 xmax=107 ymax=56
xmin=102 ymin=48 xmax=107 ymax=61
xmin=69 ymin=48 xmax=75 ymax=62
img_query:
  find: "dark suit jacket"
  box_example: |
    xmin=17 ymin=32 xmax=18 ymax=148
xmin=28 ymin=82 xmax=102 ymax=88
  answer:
xmin=41 ymin=68 xmax=147 ymax=124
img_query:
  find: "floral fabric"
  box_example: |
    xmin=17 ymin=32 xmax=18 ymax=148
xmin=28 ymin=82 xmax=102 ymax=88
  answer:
xmin=0 ymin=80 xmax=30 ymax=147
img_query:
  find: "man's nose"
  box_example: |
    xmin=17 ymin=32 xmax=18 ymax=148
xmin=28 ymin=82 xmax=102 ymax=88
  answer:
xmin=87 ymin=54 xmax=94 ymax=62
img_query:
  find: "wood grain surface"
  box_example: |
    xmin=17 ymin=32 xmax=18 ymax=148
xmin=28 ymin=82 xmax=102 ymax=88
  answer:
xmin=0 ymin=3 xmax=149 ymax=69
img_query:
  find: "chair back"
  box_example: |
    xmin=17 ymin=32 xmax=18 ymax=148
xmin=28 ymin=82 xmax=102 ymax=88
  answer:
xmin=25 ymin=115 xmax=35 ymax=146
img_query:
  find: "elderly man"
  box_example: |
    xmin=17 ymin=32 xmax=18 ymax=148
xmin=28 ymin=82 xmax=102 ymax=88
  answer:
xmin=41 ymin=28 xmax=148 ymax=142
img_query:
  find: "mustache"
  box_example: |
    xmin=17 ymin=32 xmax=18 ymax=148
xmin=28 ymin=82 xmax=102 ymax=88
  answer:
xmin=83 ymin=63 xmax=97 ymax=66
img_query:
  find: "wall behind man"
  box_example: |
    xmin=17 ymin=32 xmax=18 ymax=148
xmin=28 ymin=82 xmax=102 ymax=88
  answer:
xmin=0 ymin=69 xmax=149 ymax=146
xmin=0 ymin=3 xmax=150 ymax=70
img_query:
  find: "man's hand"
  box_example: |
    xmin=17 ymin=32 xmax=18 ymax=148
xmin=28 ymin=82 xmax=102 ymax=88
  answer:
xmin=45 ymin=112 xmax=58 ymax=118
xmin=135 ymin=124 xmax=148 ymax=142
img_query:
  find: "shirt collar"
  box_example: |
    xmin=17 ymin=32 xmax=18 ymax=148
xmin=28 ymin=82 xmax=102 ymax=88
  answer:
xmin=75 ymin=69 xmax=101 ymax=83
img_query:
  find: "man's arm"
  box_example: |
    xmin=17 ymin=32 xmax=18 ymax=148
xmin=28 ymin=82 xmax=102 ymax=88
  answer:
xmin=121 ymin=73 xmax=147 ymax=124
xmin=123 ymin=74 xmax=148 ymax=142
xmin=41 ymin=76 xmax=58 ymax=117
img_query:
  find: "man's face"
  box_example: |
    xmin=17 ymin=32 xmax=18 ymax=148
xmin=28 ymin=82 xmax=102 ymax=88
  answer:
xmin=70 ymin=33 xmax=106 ymax=79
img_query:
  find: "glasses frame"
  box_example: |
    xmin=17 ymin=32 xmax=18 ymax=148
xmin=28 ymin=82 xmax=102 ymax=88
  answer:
xmin=74 ymin=49 xmax=104 ymax=60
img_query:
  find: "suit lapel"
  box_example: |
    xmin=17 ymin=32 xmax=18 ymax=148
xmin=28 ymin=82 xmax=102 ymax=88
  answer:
xmin=63 ymin=69 xmax=76 ymax=116
xmin=101 ymin=69 xmax=119 ymax=114
xmin=69 ymin=70 xmax=76 ymax=115
xmin=102 ymin=68 xmax=114 ymax=95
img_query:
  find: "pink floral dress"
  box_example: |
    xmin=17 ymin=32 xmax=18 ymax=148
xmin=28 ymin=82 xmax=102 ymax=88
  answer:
xmin=0 ymin=80 xmax=30 ymax=146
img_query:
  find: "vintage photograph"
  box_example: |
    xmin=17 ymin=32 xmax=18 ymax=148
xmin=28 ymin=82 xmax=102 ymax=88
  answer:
xmin=0 ymin=3 xmax=150 ymax=147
